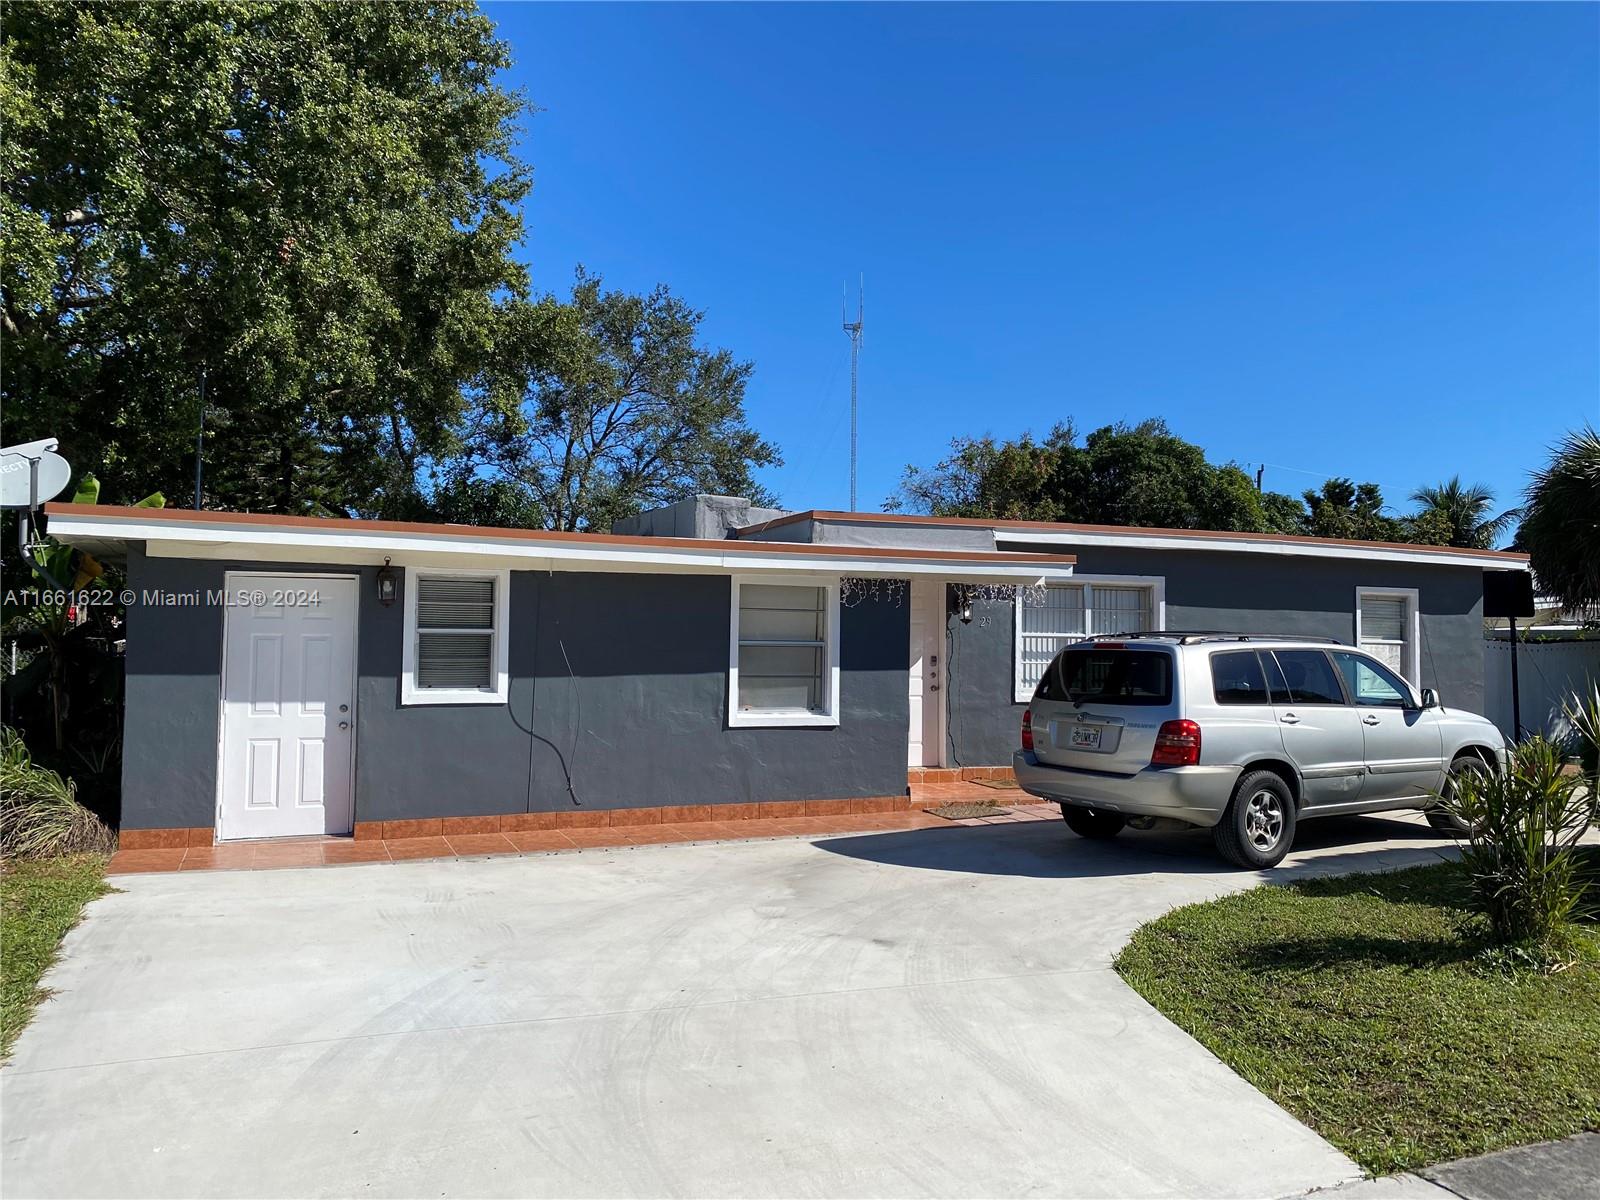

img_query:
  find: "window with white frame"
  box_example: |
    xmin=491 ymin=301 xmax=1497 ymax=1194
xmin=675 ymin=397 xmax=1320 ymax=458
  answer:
xmin=401 ymin=567 xmax=510 ymax=705
xmin=1014 ymin=580 xmax=1160 ymax=701
xmin=728 ymin=578 xmax=840 ymax=727
xmin=1356 ymin=587 xmax=1419 ymax=685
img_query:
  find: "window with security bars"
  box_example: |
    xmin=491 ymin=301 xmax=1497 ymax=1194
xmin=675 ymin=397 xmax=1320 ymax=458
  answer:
xmin=1358 ymin=591 xmax=1413 ymax=681
xmin=415 ymin=575 xmax=496 ymax=691
xmin=735 ymin=583 xmax=828 ymax=714
xmin=1016 ymin=582 xmax=1156 ymax=700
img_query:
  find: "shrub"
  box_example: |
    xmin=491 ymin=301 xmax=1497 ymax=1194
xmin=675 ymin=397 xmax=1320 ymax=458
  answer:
xmin=0 ymin=727 xmax=115 ymax=859
xmin=1567 ymin=685 xmax=1600 ymax=787
xmin=1442 ymin=737 xmax=1597 ymax=948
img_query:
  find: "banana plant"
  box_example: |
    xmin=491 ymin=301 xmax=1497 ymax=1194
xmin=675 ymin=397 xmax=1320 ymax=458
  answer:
xmin=2 ymin=474 xmax=164 ymax=750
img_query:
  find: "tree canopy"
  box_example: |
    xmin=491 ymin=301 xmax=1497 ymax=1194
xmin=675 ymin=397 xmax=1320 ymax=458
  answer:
xmin=889 ymin=423 xmax=1498 ymax=546
xmin=1518 ymin=427 xmax=1600 ymax=614
xmin=890 ymin=420 xmax=1307 ymax=534
xmin=420 ymin=273 xmax=780 ymax=531
xmin=1409 ymin=476 xmax=1518 ymax=550
xmin=3 ymin=1 xmax=532 ymax=515
xmin=2 ymin=2 xmax=778 ymax=531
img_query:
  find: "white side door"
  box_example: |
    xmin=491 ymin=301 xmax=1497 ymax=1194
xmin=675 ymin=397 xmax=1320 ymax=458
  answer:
xmin=219 ymin=575 xmax=357 ymax=840
xmin=908 ymin=580 xmax=945 ymax=767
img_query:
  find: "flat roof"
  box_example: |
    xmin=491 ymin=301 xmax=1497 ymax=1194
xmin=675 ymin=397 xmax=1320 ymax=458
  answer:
xmin=43 ymin=504 xmax=1075 ymax=583
xmin=734 ymin=509 xmax=1530 ymax=570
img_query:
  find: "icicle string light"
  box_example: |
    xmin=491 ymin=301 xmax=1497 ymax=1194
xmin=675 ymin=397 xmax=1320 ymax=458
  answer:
xmin=840 ymin=577 xmax=908 ymax=607
xmin=839 ymin=579 xmax=1048 ymax=608
xmin=950 ymin=582 xmax=1048 ymax=609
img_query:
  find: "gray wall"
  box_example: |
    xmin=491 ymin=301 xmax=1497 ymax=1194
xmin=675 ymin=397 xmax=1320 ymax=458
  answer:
xmin=946 ymin=548 xmax=1489 ymax=767
xmin=121 ymin=548 xmax=908 ymax=829
xmin=732 ymin=516 xmax=999 ymax=551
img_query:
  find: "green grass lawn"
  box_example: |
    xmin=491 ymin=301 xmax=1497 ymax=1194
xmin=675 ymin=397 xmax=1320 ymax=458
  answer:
xmin=1115 ymin=854 xmax=1600 ymax=1175
xmin=1 ymin=854 xmax=111 ymax=1061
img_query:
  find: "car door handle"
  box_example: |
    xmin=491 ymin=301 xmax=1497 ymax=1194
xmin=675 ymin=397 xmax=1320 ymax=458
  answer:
xmin=1362 ymin=715 xmax=1381 ymax=726
xmin=1280 ymin=714 xmax=1300 ymax=725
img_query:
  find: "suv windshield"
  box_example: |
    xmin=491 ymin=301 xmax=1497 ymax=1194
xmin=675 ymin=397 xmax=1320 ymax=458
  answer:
xmin=1037 ymin=648 xmax=1173 ymax=706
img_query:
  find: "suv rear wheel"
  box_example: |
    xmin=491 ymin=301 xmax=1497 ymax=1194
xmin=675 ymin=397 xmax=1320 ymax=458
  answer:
xmin=1213 ymin=770 xmax=1297 ymax=869
xmin=1062 ymin=806 xmax=1127 ymax=840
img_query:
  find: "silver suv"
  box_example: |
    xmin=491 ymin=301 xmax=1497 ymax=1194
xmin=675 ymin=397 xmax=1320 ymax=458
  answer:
xmin=1012 ymin=633 xmax=1507 ymax=868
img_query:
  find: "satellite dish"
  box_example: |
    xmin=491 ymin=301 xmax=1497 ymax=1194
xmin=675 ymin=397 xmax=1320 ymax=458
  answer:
xmin=0 ymin=448 xmax=73 ymax=509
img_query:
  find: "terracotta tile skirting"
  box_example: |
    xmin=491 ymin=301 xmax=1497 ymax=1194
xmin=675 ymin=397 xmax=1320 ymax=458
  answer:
xmin=347 ymin=795 xmax=910 ymax=842
xmin=116 ymin=772 xmax=1019 ymax=851
xmin=906 ymin=766 xmax=1015 ymax=786
xmin=107 ymin=791 xmax=1062 ymax=876
xmin=119 ymin=796 xmax=919 ymax=848
xmin=119 ymin=827 xmax=215 ymax=851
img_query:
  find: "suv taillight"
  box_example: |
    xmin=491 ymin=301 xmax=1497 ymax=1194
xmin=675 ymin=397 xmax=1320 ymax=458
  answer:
xmin=1021 ymin=709 xmax=1034 ymax=752
xmin=1151 ymin=719 xmax=1201 ymax=766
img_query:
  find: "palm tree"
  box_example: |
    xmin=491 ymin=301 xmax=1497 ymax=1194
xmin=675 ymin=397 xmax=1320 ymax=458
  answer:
xmin=1409 ymin=475 xmax=1518 ymax=549
xmin=1519 ymin=427 xmax=1600 ymax=614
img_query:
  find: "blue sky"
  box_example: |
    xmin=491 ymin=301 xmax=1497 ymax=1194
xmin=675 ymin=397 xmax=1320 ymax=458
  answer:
xmin=494 ymin=2 xmax=1598 ymax=527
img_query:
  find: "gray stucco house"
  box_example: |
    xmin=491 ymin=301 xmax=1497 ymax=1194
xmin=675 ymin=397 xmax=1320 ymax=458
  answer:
xmin=46 ymin=495 xmax=1527 ymax=848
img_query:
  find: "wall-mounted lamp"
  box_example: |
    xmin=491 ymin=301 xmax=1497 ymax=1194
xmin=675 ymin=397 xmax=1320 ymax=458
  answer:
xmin=376 ymin=557 xmax=398 ymax=607
xmin=949 ymin=585 xmax=974 ymax=625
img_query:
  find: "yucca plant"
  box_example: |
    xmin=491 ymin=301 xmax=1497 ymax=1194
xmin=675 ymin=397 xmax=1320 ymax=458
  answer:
xmin=1441 ymin=736 xmax=1597 ymax=947
xmin=0 ymin=727 xmax=116 ymax=859
xmin=1566 ymin=685 xmax=1600 ymax=789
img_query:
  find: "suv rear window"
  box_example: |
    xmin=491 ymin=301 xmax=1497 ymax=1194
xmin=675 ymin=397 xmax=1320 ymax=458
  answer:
xmin=1211 ymin=650 xmax=1270 ymax=705
xmin=1036 ymin=648 xmax=1173 ymax=706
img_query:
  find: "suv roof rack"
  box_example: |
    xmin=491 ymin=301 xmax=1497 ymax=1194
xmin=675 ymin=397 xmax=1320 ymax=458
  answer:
xmin=1077 ymin=631 xmax=1347 ymax=646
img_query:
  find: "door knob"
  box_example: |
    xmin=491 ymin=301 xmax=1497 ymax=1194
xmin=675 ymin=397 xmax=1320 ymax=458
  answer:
xmin=339 ymin=703 xmax=349 ymax=713
xmin=930 ymin=684 xmax=940 ymax=692
xmin=338 ymin=720 xmax=350 ymax=730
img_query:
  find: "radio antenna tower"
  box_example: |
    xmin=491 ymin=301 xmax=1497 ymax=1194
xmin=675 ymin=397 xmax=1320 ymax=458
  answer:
xmin=842 ymin=276 xmax=863 ymax=510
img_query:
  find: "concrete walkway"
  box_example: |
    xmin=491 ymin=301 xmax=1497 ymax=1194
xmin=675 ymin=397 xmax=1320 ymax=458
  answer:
xmin=3 ymin=812 xmax=1462 ymax=1198
xmin=1285 ymin=1133 xmax=1600 ymax=1200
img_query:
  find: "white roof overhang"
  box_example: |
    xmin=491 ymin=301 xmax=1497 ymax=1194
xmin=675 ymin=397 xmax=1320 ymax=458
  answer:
xmin=995 ymin=528 xmax=1529 ymax=570
xmin=46 ymin=509 xmax=1075 ymax=586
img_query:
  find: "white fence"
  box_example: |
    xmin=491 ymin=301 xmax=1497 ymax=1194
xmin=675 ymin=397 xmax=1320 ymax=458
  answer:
xmin=1482 ymin=638 xmax=1600 ymax=740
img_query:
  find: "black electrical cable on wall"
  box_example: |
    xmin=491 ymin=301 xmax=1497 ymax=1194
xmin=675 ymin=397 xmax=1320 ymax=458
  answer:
xmin=517 ymin=573 xmax=582 ymax=813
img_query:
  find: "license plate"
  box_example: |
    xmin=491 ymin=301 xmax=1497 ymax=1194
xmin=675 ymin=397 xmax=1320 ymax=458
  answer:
xmin=1070 ymin=726 xmax=1103 ymax=750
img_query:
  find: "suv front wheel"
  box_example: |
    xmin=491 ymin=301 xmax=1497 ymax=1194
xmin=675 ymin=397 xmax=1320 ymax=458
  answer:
xmin=1213 ymin=770 xmax=1297 ymax=869
xmin=1425 ymin=753 xmax=1489 ymax=836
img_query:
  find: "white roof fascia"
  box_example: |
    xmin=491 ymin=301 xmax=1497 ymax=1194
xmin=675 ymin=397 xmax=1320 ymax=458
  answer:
xmin=995 ymin=528 xmax=1529 ymax=571
xmin=47 ymin=512 xmax=1073 ymax=585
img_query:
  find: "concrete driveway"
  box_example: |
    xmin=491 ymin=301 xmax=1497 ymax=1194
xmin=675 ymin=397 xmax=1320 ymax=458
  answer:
xmin=2 ymin=813 xmax=1461 ymax=1199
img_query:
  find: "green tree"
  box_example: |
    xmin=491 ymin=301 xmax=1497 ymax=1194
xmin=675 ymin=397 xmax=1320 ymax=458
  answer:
xmin=886 ymin=426 xmax=1068 ymax=519
xmin=1518 ymin=427 xmax=1600 ymax=614
xmin=1408 ymin=476 xmax=1517 ymax=549
xmin=1260 ymin=489 xmax=1310 ymax=536
xmin=891 ymin=419 xmax=1302 ymax=533
xmin=441 ymin=272 xmax=782 ymax=532
xmin=1300 ymin=478 xmax=1404 ymax=542
xmin=2 ymin=1 xmax=529 ymax=516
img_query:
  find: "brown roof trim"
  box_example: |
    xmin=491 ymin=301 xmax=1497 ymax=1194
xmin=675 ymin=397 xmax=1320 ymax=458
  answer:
xmin=734 ymin=509 xmax=1530 ymax=563
xmin=43 ymin=504 xmax=1075 ymax=567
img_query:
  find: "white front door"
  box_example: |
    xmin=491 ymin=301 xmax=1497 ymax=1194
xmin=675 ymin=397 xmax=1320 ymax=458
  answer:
xmin=219 ymin=575 xmax=357 ymax=840
xmin=908 ymin=580 xmax=945 ymax=767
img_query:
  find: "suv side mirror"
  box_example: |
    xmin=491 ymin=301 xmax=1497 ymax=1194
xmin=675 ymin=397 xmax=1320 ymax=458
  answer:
xmin=1420 ymin=687 xmax=1440 ymax=709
